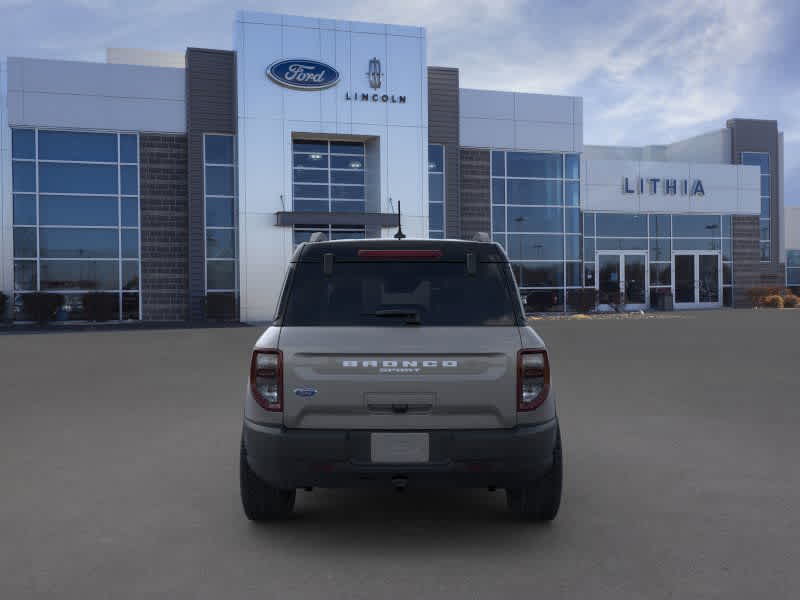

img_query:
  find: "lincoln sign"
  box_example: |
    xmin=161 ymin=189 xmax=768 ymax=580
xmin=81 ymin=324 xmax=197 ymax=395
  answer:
xmin=623 ymin=177 xmax=705 ymax=196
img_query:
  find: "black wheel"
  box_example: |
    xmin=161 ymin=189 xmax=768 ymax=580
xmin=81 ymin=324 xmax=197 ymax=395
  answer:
xmin=240 ymin=437 xmax=295 ymax=521
xmin=506 ymin=427 xmax=562 ymax=521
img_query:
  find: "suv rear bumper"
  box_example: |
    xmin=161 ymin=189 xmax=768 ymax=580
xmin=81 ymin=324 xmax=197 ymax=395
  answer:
xmin=242 ymin=418 xmax=559 ymax=489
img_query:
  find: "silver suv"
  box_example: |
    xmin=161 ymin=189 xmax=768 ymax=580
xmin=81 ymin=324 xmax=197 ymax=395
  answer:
xmin=240 ymin=238 xmax=562 ymax=520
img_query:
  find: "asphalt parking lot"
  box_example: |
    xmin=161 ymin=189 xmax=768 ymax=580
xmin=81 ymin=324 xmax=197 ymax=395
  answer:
xmin=1 ymin=309 xmax=799 ymax=599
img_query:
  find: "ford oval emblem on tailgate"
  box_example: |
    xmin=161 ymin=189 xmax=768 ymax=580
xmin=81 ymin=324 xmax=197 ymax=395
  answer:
xmin=294 ymin=387 xmax=317 ymax=397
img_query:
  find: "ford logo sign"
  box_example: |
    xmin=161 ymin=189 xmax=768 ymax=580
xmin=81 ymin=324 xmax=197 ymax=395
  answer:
xmin=267 ymin=59 xmax=340 ymax=90
xmin=294 ymin=387 xmax=318 ymax=397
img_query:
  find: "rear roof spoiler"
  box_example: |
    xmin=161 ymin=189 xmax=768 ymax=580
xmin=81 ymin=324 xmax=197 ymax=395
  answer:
xmin=294 ymin=239 xmax=509 ymax=263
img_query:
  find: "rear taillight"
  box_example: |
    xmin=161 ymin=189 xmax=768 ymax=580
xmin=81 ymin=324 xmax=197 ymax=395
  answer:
xmin=517 ymin=349 xmax=550 ymax=411
xmin=250 ymin=350 xmax=282 ymax=411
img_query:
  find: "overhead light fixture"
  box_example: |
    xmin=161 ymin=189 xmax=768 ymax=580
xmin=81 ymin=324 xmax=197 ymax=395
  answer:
xmin=349 ymin=160 xmax=362 ymax=169
xmin=310 ymin=153 xmax=322 ymax=160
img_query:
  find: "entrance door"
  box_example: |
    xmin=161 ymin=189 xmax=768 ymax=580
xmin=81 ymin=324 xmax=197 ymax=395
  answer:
xmin=596 ymin=252 xmax=648 ymax=311
xmin=672 ymin=252 xmax=721 ymax=309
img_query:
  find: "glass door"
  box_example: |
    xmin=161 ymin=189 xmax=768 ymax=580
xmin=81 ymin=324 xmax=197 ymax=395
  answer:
xmin=698 ymin=254 xmax=720 ymax=303
xmin=674 ymin=254 xmax=695 ymax=304
xmin=623 ymin=254 xmax=647 ymax=307
xmin=597 ymin=254 xmax=621 ymax=306
xmin=673 ymin=252 xmax=721 ymax=309
xmin=596 ymin=252 xmax=648 ymax=311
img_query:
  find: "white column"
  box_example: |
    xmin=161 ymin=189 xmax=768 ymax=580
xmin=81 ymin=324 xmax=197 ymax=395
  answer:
xmin=0 ymin=58 xmax=12 ymax=298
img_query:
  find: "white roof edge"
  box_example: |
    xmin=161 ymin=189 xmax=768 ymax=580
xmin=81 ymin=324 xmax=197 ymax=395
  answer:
xmin=106 ymin=48 xmax=185 ymax=69
xmin=7 ymin=55 xmax=184 ymax=72
xmin=459 ymin=87 xmax=582 ymax=100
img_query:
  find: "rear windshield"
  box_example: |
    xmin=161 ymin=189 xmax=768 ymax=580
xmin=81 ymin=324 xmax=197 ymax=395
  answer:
xmin=279 ymin=261 xmax=521 ymax=326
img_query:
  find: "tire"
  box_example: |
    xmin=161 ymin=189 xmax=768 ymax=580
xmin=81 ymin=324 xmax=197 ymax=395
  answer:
xmin=240 ymin=437 xmax=296 ymax=521
xmin=506 ymin=427 xmax=563 ymax=521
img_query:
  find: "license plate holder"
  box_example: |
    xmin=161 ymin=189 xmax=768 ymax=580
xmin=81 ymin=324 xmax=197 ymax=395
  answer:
xmin=370 ymin=432 xmax=430 ymax=463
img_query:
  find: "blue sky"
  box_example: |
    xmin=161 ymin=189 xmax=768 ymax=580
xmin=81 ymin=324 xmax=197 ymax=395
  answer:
xmin=2 ymin=0 xmax=798 ymax=204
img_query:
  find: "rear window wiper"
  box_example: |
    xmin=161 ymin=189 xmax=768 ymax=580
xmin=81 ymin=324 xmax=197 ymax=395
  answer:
xmin=364 ymin=309 xmax=421 ymax=325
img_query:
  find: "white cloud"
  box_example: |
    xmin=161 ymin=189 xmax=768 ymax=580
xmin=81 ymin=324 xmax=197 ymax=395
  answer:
xmin=595 ymin=0 xmax=775 ymax=137
xmin=1 ymin=0 xmax=795 ymax=201
xmin=420 ymin=0 xmax=778 ymax=147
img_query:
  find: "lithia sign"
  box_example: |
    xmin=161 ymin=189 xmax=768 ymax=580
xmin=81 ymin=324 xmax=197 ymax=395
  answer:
xmin=266 ymin=57 xmax=406 ymax=103
xmin=623 ymin=177 xmax=705 ymax=196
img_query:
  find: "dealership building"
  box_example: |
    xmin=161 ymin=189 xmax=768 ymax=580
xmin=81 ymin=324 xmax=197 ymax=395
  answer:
xmin=0 ymin=10 xmax=795 ymax=322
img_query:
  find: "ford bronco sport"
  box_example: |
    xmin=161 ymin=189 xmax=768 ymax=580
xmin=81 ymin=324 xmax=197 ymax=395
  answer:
xmin=240 ymin=237 xmax=562 ymax=521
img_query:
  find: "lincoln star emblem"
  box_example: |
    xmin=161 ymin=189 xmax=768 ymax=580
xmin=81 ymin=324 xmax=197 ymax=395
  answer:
xmin=367 ymin=57 xmax=382 ymax=89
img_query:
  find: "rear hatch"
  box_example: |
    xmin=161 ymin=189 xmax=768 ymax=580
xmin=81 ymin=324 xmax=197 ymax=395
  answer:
xmin=274 ymin=240 xmax=525 ymax=430
xmin=279 ymin=327 xmax=521 ymax=429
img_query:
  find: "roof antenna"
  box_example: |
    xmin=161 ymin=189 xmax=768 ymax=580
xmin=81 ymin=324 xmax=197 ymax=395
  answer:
xmin=393 ymin=200 xmax=406 ymax=240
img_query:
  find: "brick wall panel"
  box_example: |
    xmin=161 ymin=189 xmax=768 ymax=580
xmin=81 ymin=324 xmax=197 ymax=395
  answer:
xmin=459 ymin=149 xmax=490 ymax=238
xmin=139 ymin=133 xmax=189 ymax=321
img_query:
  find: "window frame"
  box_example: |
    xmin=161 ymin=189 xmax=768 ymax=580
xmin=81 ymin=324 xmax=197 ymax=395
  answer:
xmin=787 ymin=250 xmax=800 ymax=287
xmin=490 ymin=150 xmax=581 ymax=311
xmin=203 ymin=133 xmax=239 ymax=294
xmin=292 ymin=225 xmax=367 ymax=248
xmin=741 ymin=151 xmax=771 ymax=262
xmin=291 ymin=139 xmax=366 ymax=213
xmin=582 ymin=212 xmax=734 ymax=303
xmin=428 ymin=143 xmax=445 ymax=238
xmin=11 ymin=127 xmax=142 ymax=321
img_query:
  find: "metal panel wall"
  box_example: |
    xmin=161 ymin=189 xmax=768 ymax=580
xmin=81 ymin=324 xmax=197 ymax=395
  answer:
xmin=427 ymin=67 xmax=460 ymax=238
xmin=459 ymin=88 xmax=582 ymax=153
xmin=186 ymin=48 xmax=237 ymax=321
xmin=6 ymin=57 xmax=185 ymax=133
xmin=459 ymin=149 xmax=490 ymax=239
xmin=235 ymin=12 xmax=429 ymax=321
xmin=732 ymin=215 xmax=761 ymax=307
xmin=727 ymin=119 xmax=783 ymax=276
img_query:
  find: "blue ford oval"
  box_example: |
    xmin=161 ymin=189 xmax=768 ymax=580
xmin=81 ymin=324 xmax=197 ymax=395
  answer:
xmin=294 ymin=387 xmax=317 ymax=398
xmin=267 ymin=59 xmax=340 ymax=90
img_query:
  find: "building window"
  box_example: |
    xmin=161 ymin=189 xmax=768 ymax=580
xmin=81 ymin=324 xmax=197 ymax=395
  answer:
xmin=204 ymin=134 xmax=238 ymax=313
xmin=787 ymin=250 xmax=800 ymax=291
xmin=583 ymin=212 xmax=733 ymax=306
xmin=491 ymin=150 xmax=580 ymax=312
xmin=293 ymin=225 xmax=366 ymax=247
xmin=11 ymin=128 xmax=141 ymax=321
xmin=428 ymin=144 xmax=445 ymax=238
xmin=292 ymin=140 xmax=365 ymax=213
xmin=741 ymin=152 xmax=770 ymax=261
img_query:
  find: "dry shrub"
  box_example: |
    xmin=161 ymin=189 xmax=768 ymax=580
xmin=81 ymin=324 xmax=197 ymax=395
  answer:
xmin=782 ymin=294 xmax=799 ymax=308
xmin=763 ymin=295 xmax=784 ymax=308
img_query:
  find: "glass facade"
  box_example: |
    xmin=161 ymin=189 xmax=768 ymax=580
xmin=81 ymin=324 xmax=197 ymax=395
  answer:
xmin=5 ymin=128 xmax=777 ymax=319
xmin=428 ymin=144 xmax=444 ymax=238
xmin=290 ymin=139 xmax=367 ymax=245
xmin=491 ymin=150 xmax=580 ymax=311
xmin=583 ymin=213 xmax=734 ymax=307
xmin=293 ymin=225 xmax=366 ymax=247
xmin=204 ymin=134 xmax=238 ymax=306
xmin=11 ymin=128 xmax=141 ymax=320
xmin=292 ymin=140 xmax=365 ymax=213
xmin=787 ymin=250 xmax=800 ymax=289
xmin=742 ymin=152 xmax=770 ymax=261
